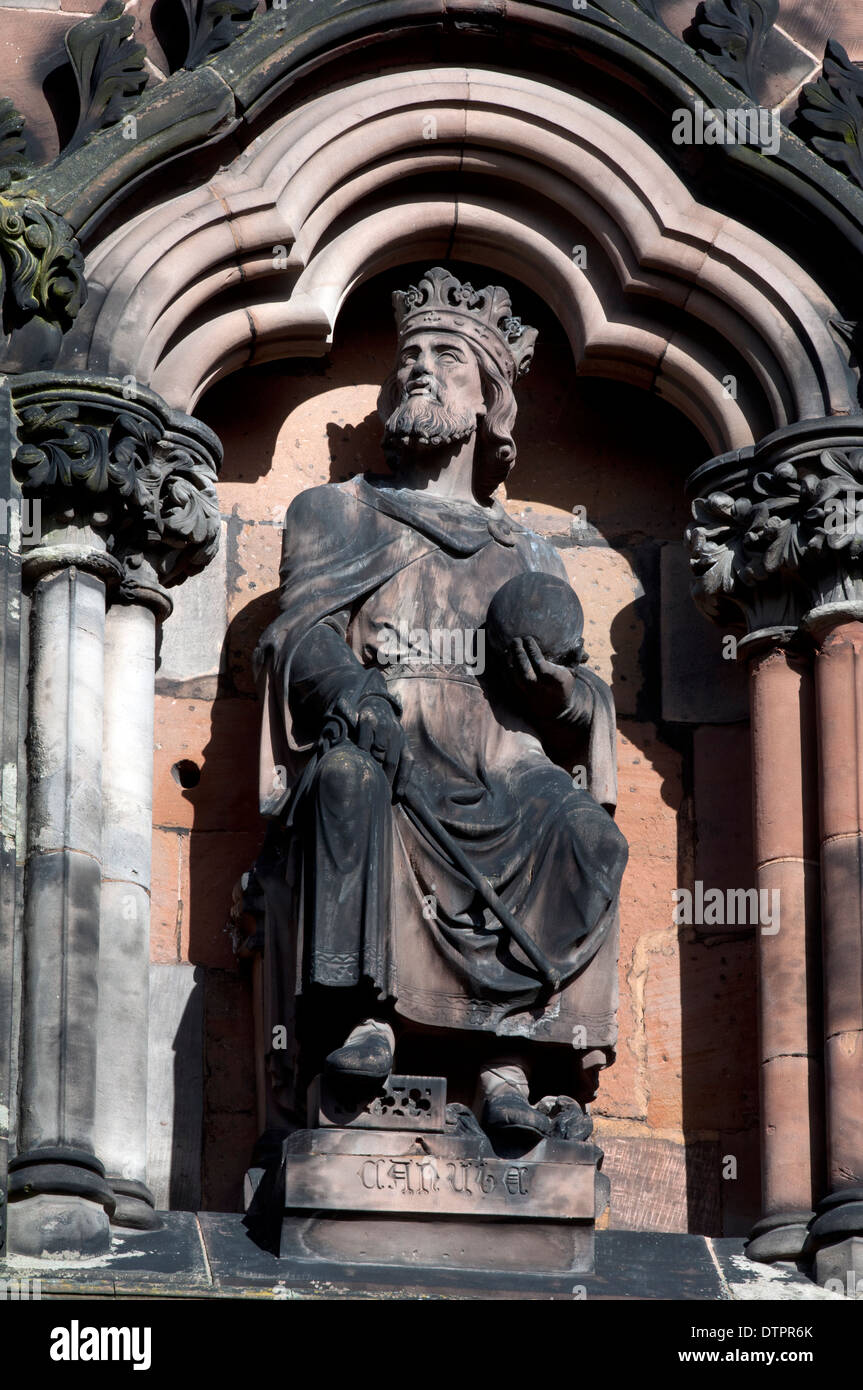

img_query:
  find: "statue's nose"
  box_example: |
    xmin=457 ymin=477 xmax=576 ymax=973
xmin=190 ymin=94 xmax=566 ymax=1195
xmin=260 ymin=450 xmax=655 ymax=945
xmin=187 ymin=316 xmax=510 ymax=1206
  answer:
xmin=406 ymin=362 xmax=436 ymax=392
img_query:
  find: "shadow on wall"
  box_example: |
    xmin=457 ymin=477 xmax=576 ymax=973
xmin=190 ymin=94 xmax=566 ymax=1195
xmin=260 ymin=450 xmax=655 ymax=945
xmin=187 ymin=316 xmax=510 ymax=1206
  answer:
xmin=169 ymin=967 xmax=206 ymax=1211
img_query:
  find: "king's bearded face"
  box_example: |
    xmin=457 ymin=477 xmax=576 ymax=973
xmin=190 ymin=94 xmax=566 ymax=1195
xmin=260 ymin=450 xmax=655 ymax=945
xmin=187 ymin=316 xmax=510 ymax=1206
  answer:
xmin=383 ymin=330 xmax=486 ymax=455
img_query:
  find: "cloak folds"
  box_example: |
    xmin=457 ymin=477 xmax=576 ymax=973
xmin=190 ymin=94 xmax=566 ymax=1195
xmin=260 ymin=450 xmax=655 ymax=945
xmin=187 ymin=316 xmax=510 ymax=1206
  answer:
xmin=253 ymin=474 xmax=627 ymax=1050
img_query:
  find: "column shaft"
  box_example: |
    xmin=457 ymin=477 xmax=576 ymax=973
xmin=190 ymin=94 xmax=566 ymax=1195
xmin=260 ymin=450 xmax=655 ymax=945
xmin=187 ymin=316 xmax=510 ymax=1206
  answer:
xmin=9 ymin=558 xmax=117 ymax=1255
xmin=745 ymin=642 xmax=823 ymax=1261
xmin=813 ymin=621 xmax=863 ymax=1193
xmin=94 ymin=597 xmax=159 ymax=1228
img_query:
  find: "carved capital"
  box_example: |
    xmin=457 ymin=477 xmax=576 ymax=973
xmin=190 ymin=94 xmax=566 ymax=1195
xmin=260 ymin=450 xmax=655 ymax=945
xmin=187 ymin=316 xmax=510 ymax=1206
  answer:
xmin=685 ymin=417 xmax=863 ymax=635
xmin=10 ymin=372 xmax=222 ymax=590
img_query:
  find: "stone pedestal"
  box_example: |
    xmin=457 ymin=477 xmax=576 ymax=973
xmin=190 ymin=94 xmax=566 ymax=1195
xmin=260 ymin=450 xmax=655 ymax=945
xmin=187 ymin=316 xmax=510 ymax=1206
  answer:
xmin=247 ymin=1076 xmax=603 ymax=1279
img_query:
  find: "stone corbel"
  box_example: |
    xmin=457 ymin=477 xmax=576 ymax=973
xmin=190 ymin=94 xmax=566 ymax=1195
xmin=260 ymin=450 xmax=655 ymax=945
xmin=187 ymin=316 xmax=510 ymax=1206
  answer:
xmin=686 ymin=414 xmax=863 ymax=1283
xmin=6 ymin=372 xmax=221 ymax=1254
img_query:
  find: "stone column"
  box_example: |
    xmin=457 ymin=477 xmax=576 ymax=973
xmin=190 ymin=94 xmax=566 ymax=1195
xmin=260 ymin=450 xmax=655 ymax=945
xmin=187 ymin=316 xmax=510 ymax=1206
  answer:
xmin=741 ymin=632 xmax=823 ymax=1262
xmin=806 ymin=610 xmax=863 ymax=1285
xmin=7 ymin=526 xmax=121 ymax=1256
xmin=0 ymin=382 xmax=22 ymax=1256
xmin=4 ymin=372 xmax=222 ymax=1257
xmin=94 ymin=564 xmax=171 ymax=1229
xmin=686 ymin=415 xmax=863 ymax=1283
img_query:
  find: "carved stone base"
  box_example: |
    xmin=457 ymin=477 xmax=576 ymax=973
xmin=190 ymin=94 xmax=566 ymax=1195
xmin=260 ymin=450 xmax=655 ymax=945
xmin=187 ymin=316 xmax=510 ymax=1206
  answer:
xmin=807 ymin=1187 xmax=863 ymax=1289
xmin=278 ymin=1210 xmax=596 ymax=1277
xmin=6 ymin=1194 xmax=112 ymax=1258
xmin=246 ymin=1075 xmax=604 ymax=1277
xmin=108 ymin=1178 xmax=163 ymax=1231
xmin=745 ymin=1210 xmax=813 ymax=1264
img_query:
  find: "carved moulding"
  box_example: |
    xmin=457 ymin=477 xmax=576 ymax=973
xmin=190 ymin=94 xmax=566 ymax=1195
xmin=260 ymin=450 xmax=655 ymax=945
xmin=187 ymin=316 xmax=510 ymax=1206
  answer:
xmin=0 ymin=0 xmax=856 ymax=269
xmin=685 ymin=415 xmax=863 ymax=636
xmin=10 ymin=371 xmax=222 ymax=601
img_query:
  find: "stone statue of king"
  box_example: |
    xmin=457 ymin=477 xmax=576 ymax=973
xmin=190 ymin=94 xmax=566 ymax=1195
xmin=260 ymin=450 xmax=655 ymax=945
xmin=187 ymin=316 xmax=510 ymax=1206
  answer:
xmin=253 ymin=267 xmax=628 ymax=1146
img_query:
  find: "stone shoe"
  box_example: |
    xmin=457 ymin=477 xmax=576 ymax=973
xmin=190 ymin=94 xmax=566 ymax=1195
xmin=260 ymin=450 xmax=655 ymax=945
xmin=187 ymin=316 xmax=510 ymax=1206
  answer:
xmin=325 ymin=1019 xmax=394 ymax=1082
xmin=481 ymin=1089 xmax=552 ymax=1141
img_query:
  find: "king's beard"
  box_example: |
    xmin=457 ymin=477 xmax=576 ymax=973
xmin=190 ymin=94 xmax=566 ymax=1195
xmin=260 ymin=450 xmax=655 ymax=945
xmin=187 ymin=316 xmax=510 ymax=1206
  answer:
xmin=383 ymin=395 xmax=478 ymax=455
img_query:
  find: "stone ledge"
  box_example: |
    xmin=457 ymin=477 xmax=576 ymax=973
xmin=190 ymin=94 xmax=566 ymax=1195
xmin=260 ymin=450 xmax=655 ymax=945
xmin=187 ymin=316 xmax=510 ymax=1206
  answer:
xmin=0 ymin=1216 xmax=850 ymax=1300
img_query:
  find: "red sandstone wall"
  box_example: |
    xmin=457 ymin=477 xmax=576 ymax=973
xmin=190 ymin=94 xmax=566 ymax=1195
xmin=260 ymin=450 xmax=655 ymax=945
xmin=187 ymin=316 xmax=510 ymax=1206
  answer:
xmin=144 ymin=271 xmax=764 ymax=1230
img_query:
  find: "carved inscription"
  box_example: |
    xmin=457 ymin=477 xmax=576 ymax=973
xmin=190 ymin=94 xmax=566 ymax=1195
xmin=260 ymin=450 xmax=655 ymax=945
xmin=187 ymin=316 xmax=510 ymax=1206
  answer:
xmin=357 ymin=1157 xmax=530 ymax=1201
xmin=283 ymin=1150 xmax=594 ymax=1219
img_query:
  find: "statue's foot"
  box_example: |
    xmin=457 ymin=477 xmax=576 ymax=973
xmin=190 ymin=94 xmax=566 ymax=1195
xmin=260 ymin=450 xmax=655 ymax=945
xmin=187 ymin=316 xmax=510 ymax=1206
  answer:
xmin=325 ymin=1019 xmax=394 ymax=1083
xmin=482 ymin=1089 xmax=552 ymax=1141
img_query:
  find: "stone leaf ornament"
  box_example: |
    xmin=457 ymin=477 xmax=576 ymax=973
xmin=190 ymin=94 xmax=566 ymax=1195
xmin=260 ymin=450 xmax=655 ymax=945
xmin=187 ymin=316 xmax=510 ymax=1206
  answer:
xmin=13 ymin=399 xmax=220 ymax=582
xmin=0 ymin=195 xmax=86 ymax=334
xmin=181 ymin=0 xmax=261 ymax=69
xmin=687 ymin=449 xmax=863 ymax=624
xmin=690 ymin=0 xmax=779 ymax=99
xmin=797 ymin=39 xmax=863 ymax=191
xmin=63 ymin=0 xmax=148 ymax=155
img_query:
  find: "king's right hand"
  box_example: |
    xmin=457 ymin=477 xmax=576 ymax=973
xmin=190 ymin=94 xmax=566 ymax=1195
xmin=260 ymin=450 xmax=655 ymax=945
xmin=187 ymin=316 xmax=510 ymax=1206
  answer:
xmin=353 ymin=695 xmax=405 ymax=784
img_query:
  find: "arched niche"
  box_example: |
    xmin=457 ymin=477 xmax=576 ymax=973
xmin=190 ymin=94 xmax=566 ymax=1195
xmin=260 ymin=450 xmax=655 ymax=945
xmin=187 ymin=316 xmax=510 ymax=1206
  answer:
xmin=156 ymin=264 xmax=754 ymax=1222
xmin=61 ymin=67 xmax=857 ymax=461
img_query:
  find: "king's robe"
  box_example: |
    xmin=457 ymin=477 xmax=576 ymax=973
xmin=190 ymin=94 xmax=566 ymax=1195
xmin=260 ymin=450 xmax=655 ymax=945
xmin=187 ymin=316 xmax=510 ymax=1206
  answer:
xmin=255 ymin=473 xmax=628 ymax=1088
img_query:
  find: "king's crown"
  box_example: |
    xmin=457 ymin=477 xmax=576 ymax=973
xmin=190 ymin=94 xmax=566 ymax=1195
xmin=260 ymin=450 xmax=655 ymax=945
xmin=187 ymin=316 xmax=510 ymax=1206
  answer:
xmin=393 ymin=267 xmax=537 ymax=380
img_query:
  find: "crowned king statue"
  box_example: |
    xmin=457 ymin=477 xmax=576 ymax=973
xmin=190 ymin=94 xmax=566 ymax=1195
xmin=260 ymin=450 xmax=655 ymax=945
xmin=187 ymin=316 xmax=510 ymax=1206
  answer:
xmin=253 ymin=267 xmax=628 ymax=1145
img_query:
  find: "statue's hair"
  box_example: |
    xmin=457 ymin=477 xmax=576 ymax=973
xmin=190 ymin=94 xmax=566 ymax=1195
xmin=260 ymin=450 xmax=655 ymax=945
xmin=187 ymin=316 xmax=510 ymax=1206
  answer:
xmin=377 ymin=341 xmax=518 ymax=503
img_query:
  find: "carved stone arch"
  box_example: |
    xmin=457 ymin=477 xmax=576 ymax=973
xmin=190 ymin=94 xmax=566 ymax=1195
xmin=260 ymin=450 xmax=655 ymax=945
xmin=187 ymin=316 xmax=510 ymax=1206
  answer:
xmin=64 ymin=68 xmax=857 ymax=456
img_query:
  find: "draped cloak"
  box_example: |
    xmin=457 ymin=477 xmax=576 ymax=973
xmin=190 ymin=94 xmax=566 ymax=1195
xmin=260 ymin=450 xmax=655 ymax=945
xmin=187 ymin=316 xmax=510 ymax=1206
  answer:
xmin=254 ymin=474 xmax=627 ymax=1055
